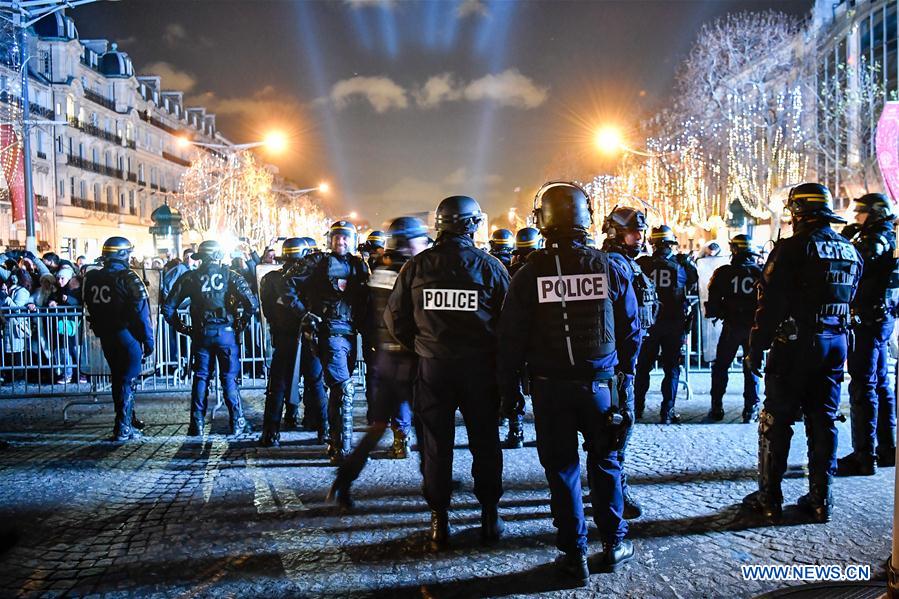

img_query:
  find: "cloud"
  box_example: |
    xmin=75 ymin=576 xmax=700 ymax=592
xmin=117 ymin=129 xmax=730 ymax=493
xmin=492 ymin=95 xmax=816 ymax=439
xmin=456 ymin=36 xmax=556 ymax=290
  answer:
xmin=163 ymin=23 xmax=187 ymax=46
xmin=142 ymin=61 xmax=197 ymax=92
xmin=443 ymin=167 xmax=503 ymax=187
xmin=457 ymin=0 xmax=489 ymax=19
xmin=345 ymin=0 xmax=395 ymax=8
xmin=464 ymin=69 xmax=548 ymax=109
xmin=330 ymin=76 xmax=408 ymax=113
xmin=414 ymin=73 xmax=462 ymax=109
xmin=187 ymin=86 xmax=303 ymax=120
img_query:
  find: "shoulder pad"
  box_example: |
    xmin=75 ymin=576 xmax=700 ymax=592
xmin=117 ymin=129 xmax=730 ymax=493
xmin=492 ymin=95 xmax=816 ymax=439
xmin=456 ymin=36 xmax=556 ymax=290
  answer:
xmin=123 ymin=269 xmax=149 ymax=299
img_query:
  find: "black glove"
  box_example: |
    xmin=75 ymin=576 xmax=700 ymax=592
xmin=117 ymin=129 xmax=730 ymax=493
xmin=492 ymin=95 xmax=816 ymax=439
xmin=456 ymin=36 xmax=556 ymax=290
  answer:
xmin=743 ymin=351 xmax=763 ymax=378
xmin=142 ymin=342 xmax=154 ymax=358
xmin=234 ymin=317 xmax=250 ymax=334
xmin=174 ymin=318 xmax=193 ymax=337
xmin=302 ymin=311 xmax=323 ymax=330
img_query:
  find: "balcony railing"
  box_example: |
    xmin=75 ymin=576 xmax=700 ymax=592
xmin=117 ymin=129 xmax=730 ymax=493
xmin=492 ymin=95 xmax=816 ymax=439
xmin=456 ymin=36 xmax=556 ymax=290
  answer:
xmin=35 ymin=195 xmax=48 ymax=207
xmin=66 ymin=154 xmax=125 ymax=180
xmin=161 ymin=151 xmax=191 ymax=167
xmin=150 ymin=183 xmax=159 ymax=191
xmin=36 ymin=151 xmax=47 ymax=160
xmin=70 ymin=196 xmax=122 ymax=214
xmin=83 ymin=88 xmax=116 ymax=111
xmin=0 ymin=91 xmax=55 ymax=120
xmin=138 ymin=110 xmax=179 ymax=135
xmin=68 ymin=118 xmax=123 ymax=145
xmin=127 ymin=172 xmax=137 ymax=183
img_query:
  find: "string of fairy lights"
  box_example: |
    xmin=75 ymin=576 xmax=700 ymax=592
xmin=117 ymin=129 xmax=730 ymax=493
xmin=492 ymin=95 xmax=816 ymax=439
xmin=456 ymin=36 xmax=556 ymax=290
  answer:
xmin=174 ymin=151 xmax=328 ymax=249
xmin=0 ymin=22 xmax=24 ymax=203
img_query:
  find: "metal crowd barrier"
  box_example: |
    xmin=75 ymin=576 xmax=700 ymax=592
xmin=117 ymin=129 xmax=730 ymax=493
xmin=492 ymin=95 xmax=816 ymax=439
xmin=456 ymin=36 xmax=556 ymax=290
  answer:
xmin=0 ymin=305 xmax=367 ymax=421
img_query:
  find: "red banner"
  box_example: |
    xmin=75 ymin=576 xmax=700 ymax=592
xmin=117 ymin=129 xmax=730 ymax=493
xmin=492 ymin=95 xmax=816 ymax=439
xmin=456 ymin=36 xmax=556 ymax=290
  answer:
xmin=0 ymin=124 xmax=26 ymax=223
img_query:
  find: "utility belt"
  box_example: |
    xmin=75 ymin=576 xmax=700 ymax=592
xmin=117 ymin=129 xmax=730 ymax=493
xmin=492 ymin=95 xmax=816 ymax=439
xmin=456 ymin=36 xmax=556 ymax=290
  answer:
xmin=775 ymin=313 xmax=850 ymax=343
xmin=530 ymin=367 xmax=614 ymax=383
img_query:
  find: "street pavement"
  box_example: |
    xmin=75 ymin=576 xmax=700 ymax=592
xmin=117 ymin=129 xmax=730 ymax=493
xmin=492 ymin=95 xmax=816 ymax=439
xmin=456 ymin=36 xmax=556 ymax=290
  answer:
xmin=0 ymin=370 xmax=893 ymax=598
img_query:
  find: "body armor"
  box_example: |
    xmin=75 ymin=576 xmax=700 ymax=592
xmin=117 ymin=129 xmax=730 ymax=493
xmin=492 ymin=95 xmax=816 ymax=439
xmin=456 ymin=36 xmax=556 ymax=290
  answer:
xmin=260 ymin=268 xmax=302 ymax=333
xmin=368 ymin=250 xmax=409 ymax=353
xmin=795 ymin=228 xmax=861 ymax=329
xmin=529 ymin=246 xmax=615 ymax=375
xmin=83 ymin=264 xmax=151 ymax=338
xmin=849 ymin=220 xmax=899 ymax=324
xmin=638 ymin=253 xmax=687 ymax=323
xmin=707 ymin=257 xmax=761 ymax=327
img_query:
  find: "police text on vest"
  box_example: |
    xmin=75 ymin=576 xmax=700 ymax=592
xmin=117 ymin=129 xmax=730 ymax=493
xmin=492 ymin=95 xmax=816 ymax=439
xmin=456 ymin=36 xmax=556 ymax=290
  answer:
xmin=537 ymin=274 xmax=609 ymax=303
xmin=423 ymin=289 xmax=478 ymax=311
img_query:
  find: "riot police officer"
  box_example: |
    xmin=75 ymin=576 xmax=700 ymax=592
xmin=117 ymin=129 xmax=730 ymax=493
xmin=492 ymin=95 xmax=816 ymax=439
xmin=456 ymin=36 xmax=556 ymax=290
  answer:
xmin=284 ymin=221 xmax=369 ymax=464
xmin=386 ymin=195 xmax=508 ymax=552
xmin=83 ymin=237 xmax=154 ymax=442
xmin=601 ymin=206 xmax=658 ymax=520
xmin=363 ymin=230 xmax=386 ymax=271
xmin=634 ymin=225 xmax=698 ymax=423
xmin=328 ymin=216 xmax=430 ymax=508
xmin=161 ymin=240 xmax=259 ymax=436
xmin=743 ymin=183 xmax=861 ymax=523
xmin=500 ymin=226 xmax=544 ymax=450
xmin=837 ymin=193 xmax=899 ymax=476
xmin=259 ymin=238 xmax=325 ymax=446
xmin=704 ymin=235 xmax=762 ymax=423
xmin=499 ymin=182 xmax=641 ymax=582
xmin=489 ymin=228 xmax=515 ymax=269
xmin=293 ymin=238 xmax=328 ymax=434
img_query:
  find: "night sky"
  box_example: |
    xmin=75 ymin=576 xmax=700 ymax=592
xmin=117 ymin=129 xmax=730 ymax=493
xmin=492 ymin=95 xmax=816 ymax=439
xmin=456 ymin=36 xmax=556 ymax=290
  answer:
xmin=69 ymin=0 xmax=814 ymax=226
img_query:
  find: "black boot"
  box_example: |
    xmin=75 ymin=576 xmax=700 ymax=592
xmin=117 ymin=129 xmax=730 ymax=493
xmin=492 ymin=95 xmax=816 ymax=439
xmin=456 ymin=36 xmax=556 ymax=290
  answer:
xmin=429 ymin=510 xmax=450 ymax=552
xmin=741 ymin=490 xmax=782 ymax=521
xmin=878 ymin=446 xmax=896 ymax=468
xmin=480 ymin=505 xmax=504 ymax=545
xmin=797 ymin=475 xmax=833 ymax=523
xmin=660 ymin=412 xmax=681 ymax=425
xmin=386 ymin=428 xmax=409 ymax=459
xmin=326 ymin=478 xmax=354 ymax=511
xmin=283 ymin=404 xmax=300 ymax=431
xmin=259 ymin=424 xmax=280 ymax=448
xmin=230 ymin=404 xmax=252 ymax=436
xmin=317 ymin=421 xmax=330 ymax=445
xmin=329 ymin=380 xmax=355 ymax=464
xmin=742 ymin=403 xmax=760 ymax=424
xmin=556 ymin=548 xmax=589 ymax=583
xmin=131 ymin=412 xmax=146 ymax=431
xmin=705 ymin=397 xmax=725 ymax=422
xmin=601 ymin=539 xmax=635 ymax=573
xmin=113 ymin=391 xmax=141 ymax=442
xmin=622 ymin=476 xmax=643 ymax=520
xmin=502 ymin=415 xmax=524 ymax=449
xmin=835 ymin=452 xmax=876 ymax=477
xmin=742 ymin=410 xmax=783 ymax=520
xmin=188 ymin=413 xmax=205 ymax=437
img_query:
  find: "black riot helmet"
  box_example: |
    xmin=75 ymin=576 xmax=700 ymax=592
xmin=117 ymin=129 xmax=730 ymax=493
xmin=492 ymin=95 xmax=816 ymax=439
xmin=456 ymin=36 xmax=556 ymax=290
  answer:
xmin=602 ymin=205 xmax=648 ymax=256
xmin=729 ymin=234 xmax=758 ymax=256
xmin=435 ymin=195 xmax=484 ymax=235
xmin=365 ymin=230 xmax=387 ymax=250
xmin=489 ymin=228 xmax=514 ymax=252
xmin=386 ymin=216 xmax=428 ymax=250
xmin=329 ymin=220 xmax=358 ymax=249
xmin=854 ymin=192 xmax=896 ymax=222
xmin=533 ymin=181 xmax=593 ymax=237
xmin=514 ymin=227 xmax=542 ymax=253
xmin=786 ymin=182 xmax=846 ymax=224
xmin=192 ymin=240 xmax=224 ymax=262
xmin=300 ymin=237 xmax=318 ymax=250
xmin=649 ymin=225 xmax=678 ymax=250
xmin=281 ymin=237 xmax=312 ymax=262
xmin=101 ymin=236 xmax=134 ymax=262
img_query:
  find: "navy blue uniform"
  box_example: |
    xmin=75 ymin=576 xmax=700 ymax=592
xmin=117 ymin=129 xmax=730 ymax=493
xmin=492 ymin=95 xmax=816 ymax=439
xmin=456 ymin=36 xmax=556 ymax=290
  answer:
xmin=634 ymin=250 xmax=697 ymax=421
xmin=162 ymin=262 xmax=259 ymax=433
xmin=283 ymin=251 xmax=369 ymax=458
xmin=705 ymin=253 xmax=762 ymax=419
xmin=83 ymin=261 xmax=154 ymax=439
xmin=499 ymin=239 xmax=641 ymax=553
xmin=844 ymin=220 xmax=899 ymax=463
xmin=490 ymin=248 xmax=512 ymax=270
xmin=749 ymin=222 xmax=861 ymax=509
xmin=386 ymin=233 xmax=509 ymax=514
xmin=260 ymin=265 xmax=327 ymax=437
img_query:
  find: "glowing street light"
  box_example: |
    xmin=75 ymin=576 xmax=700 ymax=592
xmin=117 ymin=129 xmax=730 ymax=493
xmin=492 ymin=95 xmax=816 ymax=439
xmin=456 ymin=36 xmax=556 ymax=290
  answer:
xmin=275 ymin=181 xmax=330 ymax=196
xmin=318 ymin=181 xmax=330 ymax=194
xmin=594 ymin=126 xmax=624 ymax=155
xmin=177 ymin=131 xmax=289 ymax=153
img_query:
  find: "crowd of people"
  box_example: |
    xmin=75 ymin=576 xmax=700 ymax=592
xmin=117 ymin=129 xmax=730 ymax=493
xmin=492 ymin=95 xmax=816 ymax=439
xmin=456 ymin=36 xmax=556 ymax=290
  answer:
xmin=16 ymin=178 xmax=899 ymax=584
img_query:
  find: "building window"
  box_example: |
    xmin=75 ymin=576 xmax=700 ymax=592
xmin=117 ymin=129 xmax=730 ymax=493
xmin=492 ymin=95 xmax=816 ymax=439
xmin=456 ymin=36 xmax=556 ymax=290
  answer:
xmin=91 ymin=148 xmax=98 ymax=164
xmin=80 ymin=180 xmax=86 ymax=199
xmin=106 ymin=186 xmax=113 ymax=206
xmin=69 ymin=177 xmax=75 ymax=198
xmin=56 ymin=135 xmax=63 ymax=154
xmin=58 ymin=179 xmax=64 ymax=198
xmin=138 ymin=163 xmax=144 ymax=182
xmin=93 ymin=183 xmax=100 ymax=202
xmin=40 ymin=50 xmax=50 ymax=76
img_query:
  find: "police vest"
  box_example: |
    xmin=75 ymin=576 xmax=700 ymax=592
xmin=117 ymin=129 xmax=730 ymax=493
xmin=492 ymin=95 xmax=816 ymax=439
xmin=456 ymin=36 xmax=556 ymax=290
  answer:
xmin=721 ymin=261 xmax=761 ymax=325
xmin=305 ymin=253 xmax=366 ymax=333
xmin=260 ymin=268 xmax=301 ymax=333
xmin=368 ymin=252 xmax=408 ymax=352
xmin=628 ymin=258 xmax=658 ymax=330
xmin=640 ymin=254 xmax=686 ymax=322
xmin=190 ymin=263 xmax=234 ymax=326
xmin=850 ymin=221 xmax=899 ymax=322
xmin=530 ymin=247 xmax=615 ymax=367
xmin=796 ymin=229 xmax=861 ymax=326
xmin=83 ymin=265 xmax=148 ymax=336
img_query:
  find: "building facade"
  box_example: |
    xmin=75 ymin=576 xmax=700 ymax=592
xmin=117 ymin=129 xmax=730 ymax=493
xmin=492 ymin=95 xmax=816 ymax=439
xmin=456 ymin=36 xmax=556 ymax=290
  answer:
xmin=0 ymin=10 xmax=224 ymax=260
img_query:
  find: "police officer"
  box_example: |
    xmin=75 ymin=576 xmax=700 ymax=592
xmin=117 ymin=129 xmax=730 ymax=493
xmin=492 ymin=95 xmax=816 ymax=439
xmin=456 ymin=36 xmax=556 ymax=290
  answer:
xmin=161 ymin=240 xmax=259 ymax=436
xmin=293 ymin=237 xmax=329 ymax=434
xmin=743 ymin=183 xmax=861 ymax=523
xmin=837 ymin=193 xmax=899 ymax=476
xmin=386 ymin=196 xmax=508 ymax=552
xmin=499 ymin=182 xmax=641 ymax=582
xmin=284 ymin=221 xmax=369 ymax=464
xmin=83 ymin=237 xmax=154 ymax=442
xmin=363 ymin=230 xmax=386 ymax=271
xmin=328 ymin=216 xmax=430 ymax=508
xmin=489 ymin=228 xmax=515 ymax=269
xmin=501 ymin=226 xmax=544 ymax=449
xmin=634 ymin=225 xmax=698 ymax=423
xmin=704 ymin=235 xmax=762 ymax=423
xmin=258 ymin=238 xmax=323 ymax=446
xmin=601 ymin=206 xmax=658 ymax=520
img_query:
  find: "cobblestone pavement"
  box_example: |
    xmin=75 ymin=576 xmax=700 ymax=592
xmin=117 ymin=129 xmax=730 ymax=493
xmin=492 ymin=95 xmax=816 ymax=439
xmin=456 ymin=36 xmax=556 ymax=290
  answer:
xmin=0 ymin=370 xmax=893 ymax=598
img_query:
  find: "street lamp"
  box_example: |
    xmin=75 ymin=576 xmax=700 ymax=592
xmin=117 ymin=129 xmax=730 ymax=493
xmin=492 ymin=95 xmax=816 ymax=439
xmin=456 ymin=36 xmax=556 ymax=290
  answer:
xmin=593 ymin=124 xmax=666 ymax=158
xmin=176 ymin=131 xmax=288 ymax=153
xmin=275 ymin=182 xmax=330 ymax=196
